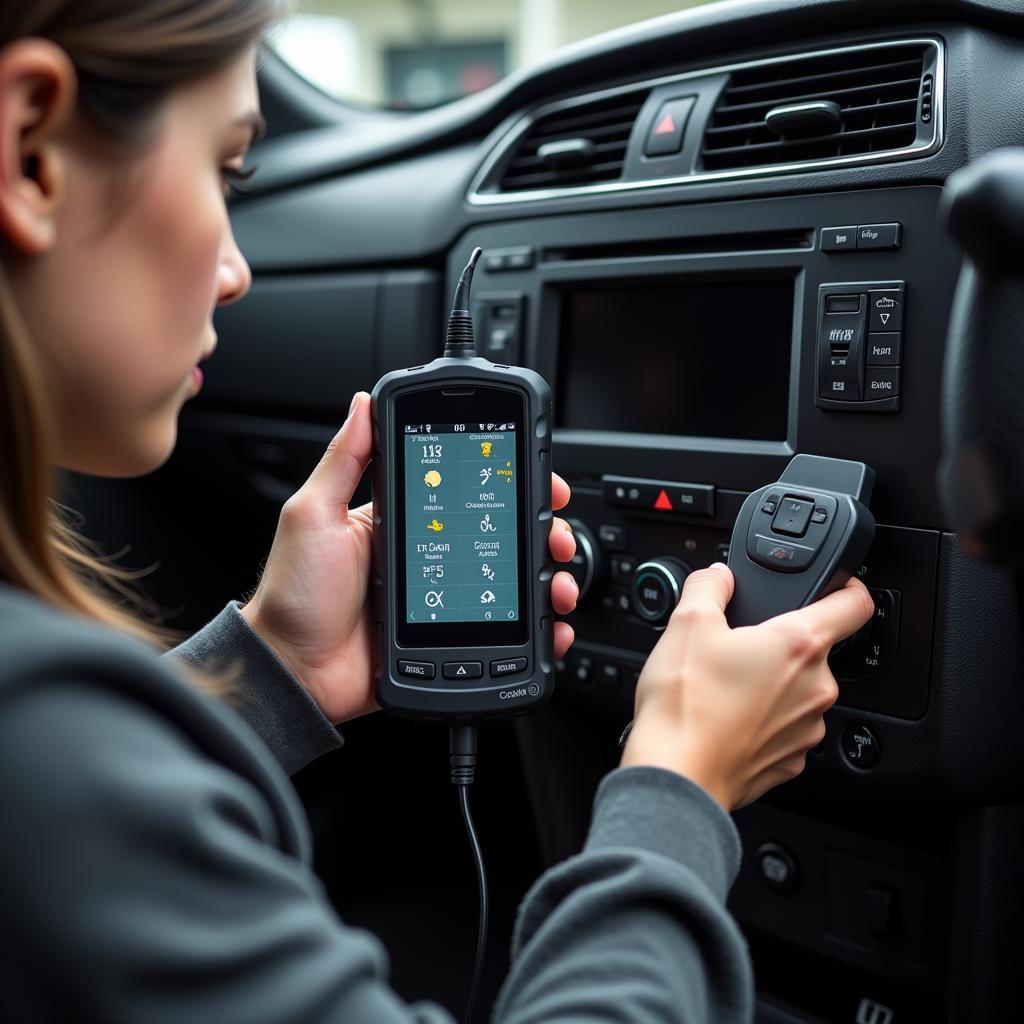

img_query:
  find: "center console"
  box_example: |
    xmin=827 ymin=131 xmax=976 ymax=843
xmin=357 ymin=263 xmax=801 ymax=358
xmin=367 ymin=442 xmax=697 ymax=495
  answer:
xmin=448 ymin=183 xmax=1024 ymax=1020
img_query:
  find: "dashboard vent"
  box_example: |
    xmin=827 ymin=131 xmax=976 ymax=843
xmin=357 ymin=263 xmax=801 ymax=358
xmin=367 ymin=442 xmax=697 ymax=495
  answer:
xmin=700 ymin=42 xmax=930 ymax=172
xmin=496 ymin=89 xmax=648 ymax=192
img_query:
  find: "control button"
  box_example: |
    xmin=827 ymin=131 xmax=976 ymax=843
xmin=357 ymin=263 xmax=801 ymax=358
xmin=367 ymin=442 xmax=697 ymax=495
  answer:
xmin=599 ymin=663 xmax=621 ymax=684
xmin=751 ymin=535 xmax=816 ymax=572
xmin=610 ymin=555 xmax=637 ymax=583
xmin=675 ymin=483 xmax=715 ymax=517
xmin=856 ymin=223 xmax=902 ymax=250
xmin=821 ymin=226 xmax=857 ymax=251
xmin=825 ymin=294 xmax=861 ymax=313
xmin=631 ymin=558 xmax=691 ymax=626
xmin=442 ymin=661 xmax=483 ymax=680
xmin=761 ymin=495 xmax=780 ymax=515
xmin=491 ymin=657 xmax=528 ymax=677
xmin=865 ymin=366 xmax=900 ymax=398
xmin=598 ymin=524 xmax=626 ymax=551
xmin=868 ymin=289 xmax=903 ymax=332
xmin=772 ymin=497 xmax=814 ymax=538
xmin=602 ymin=476 xmax=715 ymax=517
xmin=716 ymin=542 xmax=731 ymax=562
xmin=504 ymin=247 xmax=535 ymax=270
xmin=483 ymin=252 xmax=507 ymax=272
xmin=811 ymin=506 xmax=829 ymax=525
xmin=867 ymin=332 xmax=902 ymax=366
xmin=756 ymin=842 xmax=801 ymax=893
xmin=819 ymin=358 xmax=861 ymax=401
xmin=601 ymin=588 xmax=632 ymax=613
xmin=398 ymin=660 xmax=436 ymax=680
xmin=842 ymin=722 xmax=881 ymax=768
xmin=644 ymin=96 xmax=694 ymax=157
xmin=821 ymin=310 xmax=865 ymax=352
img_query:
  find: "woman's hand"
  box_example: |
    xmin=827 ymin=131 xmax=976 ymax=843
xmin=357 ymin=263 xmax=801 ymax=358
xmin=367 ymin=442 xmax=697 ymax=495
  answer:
xmin=620 ymin=563 xmax=874 ymax=811
xmin=239 ymin=392 xmax=579 ymax=724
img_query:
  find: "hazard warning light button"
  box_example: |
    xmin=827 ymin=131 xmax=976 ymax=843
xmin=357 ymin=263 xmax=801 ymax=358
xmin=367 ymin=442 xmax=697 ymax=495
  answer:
xmin=644 ymin=97 xmax=696 ymax=158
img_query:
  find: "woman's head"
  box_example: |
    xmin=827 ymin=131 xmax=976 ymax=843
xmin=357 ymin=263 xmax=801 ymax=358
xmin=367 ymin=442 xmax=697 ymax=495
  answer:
xmin=1 ymin=1 xmax=288 ymax=476
xmin=0 ymin=0 xmax=286 ymax=650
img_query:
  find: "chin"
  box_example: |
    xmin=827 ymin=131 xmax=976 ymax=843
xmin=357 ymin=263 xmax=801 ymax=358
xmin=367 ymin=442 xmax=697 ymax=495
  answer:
xmin=59 ymin=427 xmax=178 ymax=479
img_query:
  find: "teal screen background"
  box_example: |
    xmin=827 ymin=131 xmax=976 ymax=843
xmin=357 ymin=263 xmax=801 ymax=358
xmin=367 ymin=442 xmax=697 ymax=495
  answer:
xmin=404 ymin=425 xmax=519 ymax=623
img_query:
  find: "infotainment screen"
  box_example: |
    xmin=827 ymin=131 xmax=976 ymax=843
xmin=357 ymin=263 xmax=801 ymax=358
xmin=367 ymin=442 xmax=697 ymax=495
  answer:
xmin=557 ymin=280 xmax=793 ymax=440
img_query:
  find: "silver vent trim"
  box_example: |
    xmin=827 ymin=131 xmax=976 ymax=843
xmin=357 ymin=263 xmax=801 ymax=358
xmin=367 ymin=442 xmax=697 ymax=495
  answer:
xmin=467 ymin=38 xmax=943 ymax=206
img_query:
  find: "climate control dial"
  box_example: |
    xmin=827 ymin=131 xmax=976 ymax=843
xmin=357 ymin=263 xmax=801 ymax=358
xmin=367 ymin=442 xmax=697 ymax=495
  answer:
xmin=631 ymin=558 xmax=692 ymax=626
xmin=565 ymin=519 xmax=604 ymax=606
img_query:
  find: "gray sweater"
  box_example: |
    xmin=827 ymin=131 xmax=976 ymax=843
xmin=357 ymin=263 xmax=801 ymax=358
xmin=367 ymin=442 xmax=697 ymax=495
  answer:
xmin=0 ymin=582 xmax=752 ymax=1022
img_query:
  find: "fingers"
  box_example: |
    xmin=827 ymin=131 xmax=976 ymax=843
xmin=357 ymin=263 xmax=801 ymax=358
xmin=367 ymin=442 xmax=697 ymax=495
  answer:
xmin=771 ymin=575 xmax=875 ymax=649
xmin=552 ymin=473 xmax=570 ymax=511
xmin=549 ymin=516 xmax=576 ymax=563
xmin=302 ymin=392 xmax=372 ymax=512
xmin=666 ymin=563 xmax=734 ymax=631
xmin=554 ymin=620 xmax=575 ymax=660
xmin=551 ymin=569 xmax=579 ymax=616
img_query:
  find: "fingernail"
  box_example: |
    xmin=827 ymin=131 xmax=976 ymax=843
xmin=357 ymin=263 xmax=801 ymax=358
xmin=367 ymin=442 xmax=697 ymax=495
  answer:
xmin=347 ymin=393 xmax=359 ymax=419
xmin=710 ymin=561 xmax=729 ymax=570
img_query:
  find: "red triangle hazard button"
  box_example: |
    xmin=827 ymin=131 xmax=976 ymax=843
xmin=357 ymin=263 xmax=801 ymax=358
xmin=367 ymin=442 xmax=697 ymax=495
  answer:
xmin=654 ymin=114 xmax=676 ymax=136
xmin=653 ymin=489 xmax=673 ymax=511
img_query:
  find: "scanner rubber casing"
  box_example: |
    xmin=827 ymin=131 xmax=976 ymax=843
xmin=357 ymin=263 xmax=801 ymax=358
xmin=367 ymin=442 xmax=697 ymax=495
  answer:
xmin=371 ymin=356 xmax=554 ymax=721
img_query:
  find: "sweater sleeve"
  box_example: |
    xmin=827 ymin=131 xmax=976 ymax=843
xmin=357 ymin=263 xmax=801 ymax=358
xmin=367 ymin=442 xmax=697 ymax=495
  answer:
xmin=163 ymin=599 xmax=344 ymax=775
xmin=0 ymin=679 xmax=455 ymax=1024
xmin=492 ymin=765 xmax=754 ymax=1024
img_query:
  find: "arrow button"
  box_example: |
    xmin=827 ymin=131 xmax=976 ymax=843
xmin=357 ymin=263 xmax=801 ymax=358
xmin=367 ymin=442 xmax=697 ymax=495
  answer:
xmin=868 ymin=288 xmax=904 ymax=332
xmin=442 ymin=661 xmax=483 ymax=680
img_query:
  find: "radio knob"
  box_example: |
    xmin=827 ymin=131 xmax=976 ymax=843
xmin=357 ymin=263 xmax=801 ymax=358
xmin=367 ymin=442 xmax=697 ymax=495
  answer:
xmin=565 ymin=518 xmax=604 ymax=605
xmin=631 ymin=558 xmax=692 ymax=626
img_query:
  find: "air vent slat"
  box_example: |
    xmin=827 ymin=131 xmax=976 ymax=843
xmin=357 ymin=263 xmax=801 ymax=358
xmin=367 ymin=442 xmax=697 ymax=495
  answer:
xmin=722 ymin=57 xmax=922 ymax=101
xmin=699 ymin=42 xmax=932 ymax=173
xmin=712 ymin=78 xmax=921 ymax=119
xmin=705 ymin=98 xmax=918 ymax=139
xmin=496 ymin=88 xmax=648 ymax=192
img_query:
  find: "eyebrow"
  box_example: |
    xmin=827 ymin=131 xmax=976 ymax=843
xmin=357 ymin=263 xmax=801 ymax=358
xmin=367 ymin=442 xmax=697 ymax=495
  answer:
xmin=233 ymin=111 xmax=267 ymax=143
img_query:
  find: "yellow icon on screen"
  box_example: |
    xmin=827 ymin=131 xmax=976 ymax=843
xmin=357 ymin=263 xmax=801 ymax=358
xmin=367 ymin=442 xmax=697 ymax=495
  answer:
xmin=426 ymin=519 xmax=444 ymax=533
xmin=497 ymin=460 xmax=513 ymax=484
xmin=480 ymin=442 xmax=493 ymax=458
xmin=423 ymin=470 xmax=442 ymax=487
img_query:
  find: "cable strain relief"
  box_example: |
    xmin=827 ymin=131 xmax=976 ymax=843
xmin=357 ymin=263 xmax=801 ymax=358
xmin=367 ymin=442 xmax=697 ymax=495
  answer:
xmin=450 ymin=763 xmax=476 ymax=786
xmin=444 ymin=310 xmax=476 ymax=358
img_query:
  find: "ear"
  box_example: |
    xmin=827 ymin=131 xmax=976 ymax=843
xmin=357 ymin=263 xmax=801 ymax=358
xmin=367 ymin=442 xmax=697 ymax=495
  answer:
xmin=0 ymin=39 xmax=76 ymax=256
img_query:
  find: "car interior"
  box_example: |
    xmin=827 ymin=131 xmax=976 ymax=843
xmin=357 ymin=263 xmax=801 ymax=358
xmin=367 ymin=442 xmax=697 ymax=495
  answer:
xmin=58 ymin=0 xmax=1024 ymax=1020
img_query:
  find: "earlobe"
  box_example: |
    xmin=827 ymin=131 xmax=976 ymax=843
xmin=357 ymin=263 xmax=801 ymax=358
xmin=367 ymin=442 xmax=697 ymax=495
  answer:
xmin=0 ymin=40 xmax=76 ymax=256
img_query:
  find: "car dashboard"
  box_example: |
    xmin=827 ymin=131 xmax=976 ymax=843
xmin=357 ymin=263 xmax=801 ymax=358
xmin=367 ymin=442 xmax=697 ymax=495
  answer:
xmin=66 ymin=1 xmax=1024 ymax=1021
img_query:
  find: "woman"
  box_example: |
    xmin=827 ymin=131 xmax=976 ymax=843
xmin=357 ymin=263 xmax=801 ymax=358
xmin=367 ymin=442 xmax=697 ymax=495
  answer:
xmin=0 ymin=2 xmax=874 ymax=1022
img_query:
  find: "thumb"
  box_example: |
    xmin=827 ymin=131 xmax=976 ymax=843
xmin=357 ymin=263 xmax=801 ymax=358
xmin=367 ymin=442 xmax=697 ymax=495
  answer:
xmin=666 ymin=562 xmax=734 ymax=631
xmin=303 ymin=391 xmax=372 ymax=510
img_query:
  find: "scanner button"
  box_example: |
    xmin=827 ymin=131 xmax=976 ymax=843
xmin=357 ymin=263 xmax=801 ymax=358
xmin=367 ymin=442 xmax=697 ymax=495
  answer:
xmin=398 ymin=660 xmax=436 ymax=680
xmin=752 ymin=535 xmax=817 ymax=572
xmin=772 ymin=497 xmax=814 ymax=537
xmin=443 ymin=661 xmax=483 ymax=680
xmin=491 ymin=657 xmax=528 ymax=677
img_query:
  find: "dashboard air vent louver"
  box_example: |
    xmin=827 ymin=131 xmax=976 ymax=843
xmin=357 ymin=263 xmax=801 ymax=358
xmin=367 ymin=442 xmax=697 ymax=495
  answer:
xmin=497 ymin=89 xmax=648 ymax=192
xmin=700 ymin=43 xmax=929 ymax=172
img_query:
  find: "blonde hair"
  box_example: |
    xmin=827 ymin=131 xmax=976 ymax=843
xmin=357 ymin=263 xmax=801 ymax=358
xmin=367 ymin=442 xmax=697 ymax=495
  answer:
xmin=0 ymin=0 xmax=290 ymax=692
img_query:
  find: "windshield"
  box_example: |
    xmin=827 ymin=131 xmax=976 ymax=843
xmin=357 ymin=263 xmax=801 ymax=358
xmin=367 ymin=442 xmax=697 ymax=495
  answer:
xmin=273 ymin=0 xmax=723 ymax=110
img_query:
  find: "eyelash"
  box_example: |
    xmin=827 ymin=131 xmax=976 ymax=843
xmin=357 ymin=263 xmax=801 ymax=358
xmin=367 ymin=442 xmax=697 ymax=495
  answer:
xmin=221 ymin=164 xmax=258 ymax=198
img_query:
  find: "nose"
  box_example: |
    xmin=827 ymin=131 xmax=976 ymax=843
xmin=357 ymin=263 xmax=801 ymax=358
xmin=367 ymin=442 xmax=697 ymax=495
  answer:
xmin=216 ymin=225 xmax=252 ymax=307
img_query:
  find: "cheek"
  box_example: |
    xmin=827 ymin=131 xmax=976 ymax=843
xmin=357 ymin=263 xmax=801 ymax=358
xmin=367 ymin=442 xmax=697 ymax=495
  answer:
xmin=141 ymin=167 xmax=225 ymax=328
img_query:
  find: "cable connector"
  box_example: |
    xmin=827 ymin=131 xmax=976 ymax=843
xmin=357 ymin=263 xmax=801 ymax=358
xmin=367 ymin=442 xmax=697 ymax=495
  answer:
xmin=443 ymin=247 xmax=483 ymax=359
xmin=449 ymin=723 xmax=478 ymax=786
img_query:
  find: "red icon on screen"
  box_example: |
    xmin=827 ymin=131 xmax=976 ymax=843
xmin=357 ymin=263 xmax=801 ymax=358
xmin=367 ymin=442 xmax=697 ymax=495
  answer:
xmin=653 ymin=489 xmax=673 ymax=511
